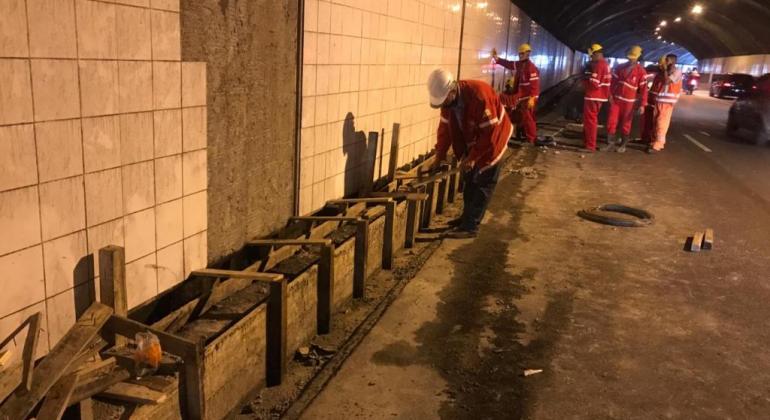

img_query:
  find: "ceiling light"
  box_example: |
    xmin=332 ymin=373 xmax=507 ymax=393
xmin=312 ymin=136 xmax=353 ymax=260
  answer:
xmin=675 ymin=17 xmax=682 ymax=22
xmin=660 ymin=20 xmax=667 ymax=26
xmin=655 ymin=27 xmax=660 ymax=31
xmin=657 ymin=35 xmax=662 ymax=39
xmin=692 ymin=4 xmax=703 ymax=14
xmin=476 ymin=1 xmax=488 ymax=8
xmin=450 ymin=3 xmax=461 ymax=12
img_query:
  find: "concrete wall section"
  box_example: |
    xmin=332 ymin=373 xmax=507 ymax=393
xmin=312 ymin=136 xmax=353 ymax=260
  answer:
xmin=700 ymin=54 xmax=770 ymax=77
xmin=0 ymin=0 xmax=208 ymax=361
xmin=180 ymin=0 xmax=299 ymax=262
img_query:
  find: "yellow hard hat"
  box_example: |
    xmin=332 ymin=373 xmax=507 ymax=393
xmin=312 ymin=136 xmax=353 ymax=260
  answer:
xmin=518 ymin=43 xmax=532 ymax=54
xmin=627 ymin=45 xmax=642 ymax=60
xmin=588 ymin=43 xmax=603 ymax=55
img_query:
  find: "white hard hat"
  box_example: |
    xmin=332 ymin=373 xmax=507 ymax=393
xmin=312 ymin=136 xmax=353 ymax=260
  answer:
xmin=427 ymin=68 xmax=455 ymax=108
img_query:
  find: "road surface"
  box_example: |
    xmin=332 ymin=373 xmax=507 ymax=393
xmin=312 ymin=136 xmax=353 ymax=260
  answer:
xmin=300 ymin=92 xmax=770 ymax=419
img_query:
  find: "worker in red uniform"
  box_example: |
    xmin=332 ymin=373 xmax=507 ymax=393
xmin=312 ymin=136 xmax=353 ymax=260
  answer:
xmin=602 ymin=45 xmax=648 ymax=153
xmin=427 ymin=69 xmax=513 ymax=238
xmin=583 ymin=43 xmax=612 ymax=151
xmin=491 ymin=44 xmax=540 ymax=143
xmin=648 ymin=54 xmax=683 ymax=153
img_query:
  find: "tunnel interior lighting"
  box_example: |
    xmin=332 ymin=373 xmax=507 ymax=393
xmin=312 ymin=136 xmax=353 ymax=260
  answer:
xmin=675 ymin=17 xmax=682 ymax=22
xmin=655 ymin=27 xmax=660 ymax=31
xmin=476 ymin=1 xmax=488 ymax=9
xmin=692 ymin=4 xmax=703 ymax=14
xmin=660 ymin=20 xmax=667 ymax=26
xmin=450 ymin=3 xmax=461 ymax=12
xmin=657 ymin=35 xmax=662 ymax=39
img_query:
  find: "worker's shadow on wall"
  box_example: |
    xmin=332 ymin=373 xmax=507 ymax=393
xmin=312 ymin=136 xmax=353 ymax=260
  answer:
xmin=342 ymin=112 xmax=378 ymax=197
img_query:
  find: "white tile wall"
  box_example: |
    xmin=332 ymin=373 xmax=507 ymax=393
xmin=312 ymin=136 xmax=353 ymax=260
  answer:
xmin=298 ymin=0 xmax=463 ymax=215
xmin=0 ymin=0 xmax=208 ymax=362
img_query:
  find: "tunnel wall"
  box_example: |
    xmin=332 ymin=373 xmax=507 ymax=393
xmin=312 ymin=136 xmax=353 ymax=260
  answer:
xmin=299 ymin=0 xmax=576 ymax=214
xmin=0 ymin=0 xmax=208 ymax=362
xmin=700 ymin=55 xmax=770 ymax=77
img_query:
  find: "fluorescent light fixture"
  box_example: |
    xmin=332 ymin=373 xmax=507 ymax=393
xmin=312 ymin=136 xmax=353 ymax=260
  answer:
xmin=692 ymin=4 xmax=703 ymax=14
xmin=476 ymin=1 xmax=488 ymax=8
xmin=675 ymin=17 xmax=682 ymax=22
xmin=657 ymin=35 xmax=662 ymax=39
xmin=660 ymin=20 xmax=667 ymax=26
xmin=450 ymin=3 xmax=461 ymax=12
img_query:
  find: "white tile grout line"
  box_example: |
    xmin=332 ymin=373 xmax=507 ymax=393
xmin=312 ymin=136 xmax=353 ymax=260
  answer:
xmin=684 ymin=134 xmax=712 ymax=153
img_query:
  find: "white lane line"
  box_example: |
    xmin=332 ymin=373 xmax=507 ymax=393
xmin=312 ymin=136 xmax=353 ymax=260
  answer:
xmin=684 ymin=134 xmax=712 ymax=152
xmin=699 ymin=130 xmax=711 ymax=137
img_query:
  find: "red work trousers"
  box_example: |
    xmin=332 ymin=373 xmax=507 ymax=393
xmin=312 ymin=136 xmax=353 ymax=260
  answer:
xmin=583 ymin=99 xmax=604 ymax=150
xmin=640 ymin=104 xmax=655 ymax=144
xmin=606 ymin=100 xmax=635 ymax=137
xmin=517 ymin=102 xmax=537 ymax=143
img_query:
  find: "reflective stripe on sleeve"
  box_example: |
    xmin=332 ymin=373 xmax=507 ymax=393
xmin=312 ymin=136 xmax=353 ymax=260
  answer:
xmin=479 ymin=117 xmax=500 ymax=128
xmin=440 ymin=116 xmax=449 ymax=124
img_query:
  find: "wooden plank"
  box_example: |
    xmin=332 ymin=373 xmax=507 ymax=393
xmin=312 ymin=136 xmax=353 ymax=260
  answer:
xmin=68 ymin=368 xmax=132 ymax=405
xmin=151 ymin=298 xmax=198 ymax=332
xmin=291 ymin=216 xmax=359 ymax=222
xmin=387 ymin=123 xmax=400 ymax=182
xmin=69 ymin=357 xmax=115 ymax=379
xmin=690 ymin=232 xmax=705 ymax=252
xmin=308 ymin=220 xmax=340 ymax=240
xmin=369 ymin=192 xmax=429 ymax=201
xmin=266 ymin=278 xmax=288 ymax=387
xmin=20 ymin=312 xmax=40 ymax=392
xmin=126 ymin=375 xmax=177 ymax=393
xmin=703 ymin=228 xmax=714 ymax=250
xmin=353 ymin=220 xmax=369 ymax=299
xmin=343 ymin=202 xmax=367 ymax=217
xmin=0 ymin=350 xmax=11 ymax=369
xmin=382 ymin=201 xmax=395 ymax=270
xmin=317 ymin=244 xmax=335 ymax=335
xmin=191 ymin=269 xmax=283 ymax=282
xmin=248 ymin=239 xmax=332 ymax=246
xmin=99 ymin=246 xmax=127 ymax=347
xmin=0 ymin=303 xmax=113 ymax=420
xmin=436 ymin=178 xmax=448 ymax=214
xmin=421 ymin=181 xmax=438 ymax=229
xmin=447 ymin=170 xmax=458 ymax=203
xmin=99 ymin=381 xmax=168 ymax=405
xmin=263 ymin=244 xmax=300 ymax=271
xmin=329 ymin=198 xmax=392 ymax=204
xmin=76 ymin=398 xmax=95 ymax=420
xmin=36 ymin=373 xmax=79 ymax=420
xmin=0 ymin=363 xmax=21 ymax=403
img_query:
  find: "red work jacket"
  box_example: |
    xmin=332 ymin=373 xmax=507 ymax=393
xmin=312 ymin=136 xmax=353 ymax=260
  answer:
xmin=494 ymin=58 xmax=541 ymax=103
xmin=611 ymin=61 xmax=648 ymax=107
xmin=436 ymin=80 xmax=513 ymax=171
xmin=584 ymin=58 xmax=612 ymax=102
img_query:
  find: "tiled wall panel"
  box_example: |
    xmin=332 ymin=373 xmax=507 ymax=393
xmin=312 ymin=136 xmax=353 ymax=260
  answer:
xmin=0 ymin=0 xmax=208 ymax=362
xmin=700 ymin=54 xmax=770 ymax=77
xmin=299 ymin=0 xmax=576 ymax=214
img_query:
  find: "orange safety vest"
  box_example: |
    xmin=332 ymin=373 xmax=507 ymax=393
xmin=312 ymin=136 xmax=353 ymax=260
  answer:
xmin=651 ymin=69 xmax=683 ymax=104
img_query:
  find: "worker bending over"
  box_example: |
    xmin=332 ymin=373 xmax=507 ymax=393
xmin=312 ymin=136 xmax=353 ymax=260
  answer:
xmin=648 ymin=54 xmax=683 ymax=153
xmin=603 ymin=45 xmax=648 ymax=153
xmin=583 ymin=44 xmax=612 ymax=151
xmin=427 ymin=69 xmax=512 ymax=239
xmin=491 ymin=44 xmax=540 ymax=143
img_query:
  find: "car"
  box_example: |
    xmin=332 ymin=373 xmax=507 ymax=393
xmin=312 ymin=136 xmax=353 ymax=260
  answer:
xmin=710 ymin=73 xmax=755 ymax=99
xmin=727 ymin=73 xmax=770 ymax=144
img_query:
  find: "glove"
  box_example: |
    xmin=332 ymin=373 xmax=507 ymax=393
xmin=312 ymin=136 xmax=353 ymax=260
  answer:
xmin=527 ymin=96 xmax=536 ymax=110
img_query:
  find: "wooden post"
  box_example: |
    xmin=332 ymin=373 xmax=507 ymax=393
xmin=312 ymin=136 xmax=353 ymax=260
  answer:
xmin=405 ymin=199 xmax=418 ymax=249
xmin=317 ymin=244 xmax=335 ymax=334
xmin=266 ymin=278 xmax=288 ymax=387
xmin=99 ymin=246 xmax=127 ymax=347
xmin=353 ymin=220 xmax=369 ymax=299
xmin=382 ymin=201 xmax=395 ymax=270
xmin=447 ymin=171 xmax=458 ymax=203
xmin=387 ymin=123 xmax=400 ymax=183
xmin=421 ymin=181 xmax=438 ymax=229
xmin=436 ymin=177 xmax=448 ymax=214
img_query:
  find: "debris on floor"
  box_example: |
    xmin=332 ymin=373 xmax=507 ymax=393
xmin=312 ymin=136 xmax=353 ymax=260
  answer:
xmin=295 ymin=344 xmax=338 ymax=366
xmin=523 ymin=369 xmax=543 ymax=377
xmin=687 ymin=228 xmax=715 ymax=252
xmin=509 ymin=166 xmax=540 ymax=179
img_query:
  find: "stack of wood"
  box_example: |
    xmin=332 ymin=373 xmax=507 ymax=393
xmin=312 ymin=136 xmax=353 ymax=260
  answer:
xmin=0 ymin=303 xmax=177 ymax=419
xmin=688 ymin=228 xmax=715 ymax=252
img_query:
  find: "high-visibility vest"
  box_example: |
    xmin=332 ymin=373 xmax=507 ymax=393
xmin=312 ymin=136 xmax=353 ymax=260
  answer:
xmin=651 ymin=69 xmax=683 ymax=104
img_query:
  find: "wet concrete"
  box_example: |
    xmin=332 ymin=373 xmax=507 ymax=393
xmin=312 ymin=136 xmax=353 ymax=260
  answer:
xmin=299 ymin=93 xmax=770 ymax=419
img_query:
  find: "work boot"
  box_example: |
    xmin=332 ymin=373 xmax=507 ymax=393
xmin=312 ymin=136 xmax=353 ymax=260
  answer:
xmin=601 ymin=134 xmax=616 ymax=152
xmin=617 ymin=135 xmax=629 ymax=153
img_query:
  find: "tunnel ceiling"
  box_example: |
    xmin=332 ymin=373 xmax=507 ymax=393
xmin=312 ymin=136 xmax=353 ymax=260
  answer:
xmin=513 ymin=0 xmax=770 ymax=62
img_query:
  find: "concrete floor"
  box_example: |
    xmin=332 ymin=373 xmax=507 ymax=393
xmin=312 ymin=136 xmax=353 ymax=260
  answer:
xmin=300 ymin=93 xmax=770 ymax=419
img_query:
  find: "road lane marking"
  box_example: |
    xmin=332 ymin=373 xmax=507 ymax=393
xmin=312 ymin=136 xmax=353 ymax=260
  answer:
xmin=685 ymin=134 xmax=712 ymax=152
xmin=699 ymin=131 xmax=711 ymax=137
